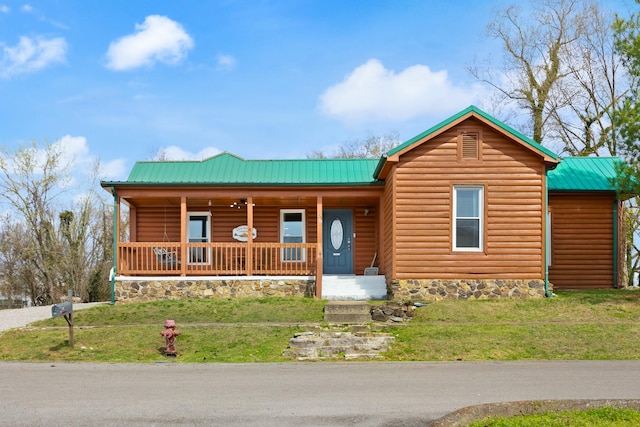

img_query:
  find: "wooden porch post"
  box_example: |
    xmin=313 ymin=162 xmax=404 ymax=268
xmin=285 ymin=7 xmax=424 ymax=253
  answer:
xmin=115 ymin=195 xmax=120 ymax=275
xmin=377 ymin=196 xmax=383 ymax=277
xmin=180 ymin=196 xmax=187 ymax=277
xmin=246 ymin=196 xmax=254 ymax=275
xmin=316 ymin=196 xmax=323 ymax=298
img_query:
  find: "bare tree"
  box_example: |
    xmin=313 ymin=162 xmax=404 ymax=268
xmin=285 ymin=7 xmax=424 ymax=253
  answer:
xmin=0 ymin=141 xmax=69 ymax=304
xmin=57 ymin=157 xmax=113 ymax=302
xmin=0 ymin=142 xmax=112 ymax=304
xmin=87 ymin=201 xmax=114 ymax=302
xmin=548 ymin=3 xmax=632 ymax=156
xmin=469 ymin=0 xmax=590 ymax=144
xmin=308 ymin=132 xmax=401 ymax=159
xmin=0 ymin=218 xmax=30 ymax=307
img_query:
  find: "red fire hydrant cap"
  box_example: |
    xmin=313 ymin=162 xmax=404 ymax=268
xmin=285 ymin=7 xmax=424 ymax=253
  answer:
xmin=165 ymin=319 xmax=176 ymax=328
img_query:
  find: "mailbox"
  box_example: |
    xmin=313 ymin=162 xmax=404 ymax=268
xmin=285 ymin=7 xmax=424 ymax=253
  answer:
xmin=52 ymin=301 xmax=73 ymax=318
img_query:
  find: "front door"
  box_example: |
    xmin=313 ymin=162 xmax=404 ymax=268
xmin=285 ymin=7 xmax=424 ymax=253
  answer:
xmin=188 ymin=213 xmax=210 ymax=264
xmin=323 ymin=209 xmax=353 ymax=274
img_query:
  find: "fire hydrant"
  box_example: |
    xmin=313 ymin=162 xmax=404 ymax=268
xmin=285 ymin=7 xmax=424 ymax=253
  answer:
xmin=160 ymin=319 xmax=180 ymax=357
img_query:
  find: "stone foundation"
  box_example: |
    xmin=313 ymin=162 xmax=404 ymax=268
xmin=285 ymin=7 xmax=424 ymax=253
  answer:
xmin=114 ymin=277 xmax=315 ymax=303
xmin=370 ymin=301 xmax=417 ymax=322
xmin=388 ymin=279 xmax=549 ymax=301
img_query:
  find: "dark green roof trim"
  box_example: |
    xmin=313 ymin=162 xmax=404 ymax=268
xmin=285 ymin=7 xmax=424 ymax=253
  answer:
xmin=100 ymin=181 xmax=385 ymax=188
xmin=374 ymin=105 xmax=558 ymax=178
xmin=547 ymin=157 xmax=624 ymax=192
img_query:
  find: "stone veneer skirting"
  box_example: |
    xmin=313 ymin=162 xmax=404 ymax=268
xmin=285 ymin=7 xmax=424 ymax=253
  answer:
xmin=114 ymin=277 xmax=315 ymax=303
xmin=388 ymin=279 xmax=549 ymax=301
xmin=114 ymin=277 xmax=549 ymax=303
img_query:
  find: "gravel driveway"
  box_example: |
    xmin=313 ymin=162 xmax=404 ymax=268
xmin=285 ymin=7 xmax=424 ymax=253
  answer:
xmin=0 ymin=302 xmax=107 ymax=333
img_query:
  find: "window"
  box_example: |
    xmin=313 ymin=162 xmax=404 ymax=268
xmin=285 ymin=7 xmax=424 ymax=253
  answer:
xmin=281 ymin=209 xmax=305 ymax=261
xmin=187 ymin=212 xmax=210 ymax=264
xmin=453 ymin=186 xmax=483 ymax=251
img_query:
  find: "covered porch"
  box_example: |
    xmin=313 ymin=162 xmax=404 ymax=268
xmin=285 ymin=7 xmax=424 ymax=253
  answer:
xmin=110 ymin=186 xmax=384 ymax=298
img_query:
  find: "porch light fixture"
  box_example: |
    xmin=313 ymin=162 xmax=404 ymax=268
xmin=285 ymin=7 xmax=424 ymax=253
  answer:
xmin=230 ymin=199 xmax=255 ymax=209
xmin=364 ymin=208 xmax=370 ymax=216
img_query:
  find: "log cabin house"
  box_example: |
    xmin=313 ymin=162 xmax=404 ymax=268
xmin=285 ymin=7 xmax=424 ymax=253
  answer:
xmin=101 ymin=106 xmax=629 ymax=303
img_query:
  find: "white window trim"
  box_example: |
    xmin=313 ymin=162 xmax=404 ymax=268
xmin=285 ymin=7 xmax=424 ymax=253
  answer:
xmin=453 ymin=185 xmax=484 ymax=252
xmin=280 ymin=209 xmax=306 ymax=262
xmin=187 ymin=211 xmax=211 ymax=265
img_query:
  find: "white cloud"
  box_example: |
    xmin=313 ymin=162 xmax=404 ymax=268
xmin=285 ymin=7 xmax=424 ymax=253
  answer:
xmin=319 ymin=59 xmax=479 ymax=125
xmin=160 ymin=146 xmax=221 ymax=161
xmin=106 ymin=15 xmax=194 ymax=71
xmin=216 ymin=54 xmax=236 ymax=71
xmin=0 ymin=36 xmax=67 ymax=78
xmin=53 ymin=135 xmax=90 ymax=165
xmin=21 ymin=4 xmax=32 ymax=13
xmin=99 ymin=158 xmax=128 ymax=180
xmin=53 ymin=135 xmax=130 ymax=181
xmin=0 ymin=5 xmax=9 ymax=13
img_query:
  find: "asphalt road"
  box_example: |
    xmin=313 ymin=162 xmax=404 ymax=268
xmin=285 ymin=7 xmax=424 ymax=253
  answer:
xmin=1 ymin=360 xmax=638 ymax=426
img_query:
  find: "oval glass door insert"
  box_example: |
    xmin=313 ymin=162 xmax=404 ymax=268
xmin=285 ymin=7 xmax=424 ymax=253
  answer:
xmin=330 ymin=219 xmax=344 ymax=251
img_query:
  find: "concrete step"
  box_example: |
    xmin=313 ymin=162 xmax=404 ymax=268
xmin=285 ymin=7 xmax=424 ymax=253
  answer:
xmin=282 ymin=331 xmax=395 ymax=360
xmin=324 ymin=301 xmax=371 ymax=323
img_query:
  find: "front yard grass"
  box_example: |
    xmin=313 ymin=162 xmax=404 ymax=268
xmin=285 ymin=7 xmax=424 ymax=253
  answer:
xmin=0 ymin=290 xmax=638 ymax=363
xmin=468 ymin=407 xmax=640 ymax=427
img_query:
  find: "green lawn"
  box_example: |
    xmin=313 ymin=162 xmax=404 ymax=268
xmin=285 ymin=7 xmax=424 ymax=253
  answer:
xmin=0 ymin=290 xmax=638 ymax=363
xmin=468 ymin=407 xmax=640 ymax=427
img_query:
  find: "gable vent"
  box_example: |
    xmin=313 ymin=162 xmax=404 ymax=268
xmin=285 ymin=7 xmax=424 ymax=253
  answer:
xmin=461 ymin=133 xmax=479 ymax=159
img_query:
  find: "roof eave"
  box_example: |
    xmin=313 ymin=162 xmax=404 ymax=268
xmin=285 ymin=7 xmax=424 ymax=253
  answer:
xmin=101 ymin=181 xmax=384 ymax=188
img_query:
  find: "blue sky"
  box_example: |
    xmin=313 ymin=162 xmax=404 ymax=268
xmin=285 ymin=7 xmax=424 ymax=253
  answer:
xmin=0 ymin=0 xmax=635 ymax=181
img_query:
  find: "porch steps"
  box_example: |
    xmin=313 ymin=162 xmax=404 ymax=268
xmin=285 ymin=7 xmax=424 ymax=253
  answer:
xmin=324 ymin=301 xmax=371 ymax=324
xmin=322 ymin=275 xmax=387 ymax=301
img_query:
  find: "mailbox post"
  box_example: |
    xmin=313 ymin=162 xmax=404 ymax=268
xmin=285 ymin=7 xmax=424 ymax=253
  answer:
xmin=51 ymin=290 xmax=74 ymax=348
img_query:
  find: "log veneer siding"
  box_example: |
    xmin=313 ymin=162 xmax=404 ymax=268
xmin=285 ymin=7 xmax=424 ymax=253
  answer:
xmin=133 ymin=203 xmax=377 ymax=275
xmin=392 ymin=118 xmax=545 ymax=280
xmin=382 ymin=170 xmax=396 ymax=278
xmin=548 ymin=193 xmax=615 ymax=289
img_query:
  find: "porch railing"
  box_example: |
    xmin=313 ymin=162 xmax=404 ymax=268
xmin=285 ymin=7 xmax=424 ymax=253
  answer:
xmin=117 ymin=242 xmax=317 ymax=276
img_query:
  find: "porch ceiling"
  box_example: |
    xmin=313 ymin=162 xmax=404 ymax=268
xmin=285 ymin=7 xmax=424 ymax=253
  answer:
xmin=123 ymin=194 xmax=380 ymax=209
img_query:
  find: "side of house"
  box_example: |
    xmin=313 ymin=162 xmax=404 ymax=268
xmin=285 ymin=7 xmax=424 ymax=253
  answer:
xmin=375 ymin=107 xmax=559 ymax=300
xmin=547 ymin=157 xmax=627 ymax=289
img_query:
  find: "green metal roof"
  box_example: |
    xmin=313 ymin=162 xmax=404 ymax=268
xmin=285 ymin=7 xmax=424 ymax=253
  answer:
xmin=547 ymin=157 xmax=622 ymax=192
xmin=101 ymin=107 xmax=625 ymax=194
xmin=123 ymin=152 xmax=381 ymax=186
xmin=379 ymin=105 xmax=558 ymax=173
xmin=103 ymin=151 xmax=625 ymax=193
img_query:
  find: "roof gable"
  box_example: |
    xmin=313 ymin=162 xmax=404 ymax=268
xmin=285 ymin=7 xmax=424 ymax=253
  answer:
xmin=374 ymin=105 xmax=559 ymax=178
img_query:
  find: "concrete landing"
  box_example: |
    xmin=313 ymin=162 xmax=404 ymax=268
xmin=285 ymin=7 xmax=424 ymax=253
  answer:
xmin=322 ymin=275 xmax=387 ymax=300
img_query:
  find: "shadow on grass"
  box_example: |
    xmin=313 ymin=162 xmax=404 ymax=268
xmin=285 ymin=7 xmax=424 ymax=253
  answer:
xmin=49 ymin=342 xmax=68 ymax=351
